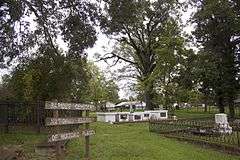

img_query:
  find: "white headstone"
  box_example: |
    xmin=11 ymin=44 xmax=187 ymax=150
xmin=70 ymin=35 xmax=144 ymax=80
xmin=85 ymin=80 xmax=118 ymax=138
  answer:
xmin=172 ymin=116 xmax=177 ymax=120
xmin=214 ymin=113 xmax=232 ymax=134
xmin=215 ymin=113 xmax=228 ymax=124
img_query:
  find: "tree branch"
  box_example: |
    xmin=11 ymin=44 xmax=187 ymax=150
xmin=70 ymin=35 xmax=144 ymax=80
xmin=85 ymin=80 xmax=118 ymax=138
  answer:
xmin=22 ymin=0 xmax=59 ymax=55
xmin=97 ymin=52 xmax=138 ymax=66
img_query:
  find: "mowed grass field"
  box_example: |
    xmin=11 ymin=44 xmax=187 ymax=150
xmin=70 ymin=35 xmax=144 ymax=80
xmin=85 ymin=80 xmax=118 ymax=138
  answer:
xmin=65 ymin=122 xmax=239 ymax=160
xmin=0 ymin=115 xmax=239 ymax=159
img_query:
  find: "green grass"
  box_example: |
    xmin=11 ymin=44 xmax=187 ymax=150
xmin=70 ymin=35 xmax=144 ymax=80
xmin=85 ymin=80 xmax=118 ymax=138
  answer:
xmin=174 ymin=107 xmax=240 ymax=119
xmin=0 ymin=122 xmax=239 ymax=159
xmin=65 ymin=122 xmax=239 ymax=160
xmin=174 ymin=109 xmax=215 ymax=119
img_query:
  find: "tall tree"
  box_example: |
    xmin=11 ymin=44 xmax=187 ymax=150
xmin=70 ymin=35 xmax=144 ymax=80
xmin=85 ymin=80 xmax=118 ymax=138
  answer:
xmin=0 ymin=0 xmax=99 ymax=66
xmin=99 ymin=0 xmax=182 ymax=109
xmin=3 ymin=48 xmax=80 ymax=101
xmin=84 ymin=62 xmax=119 ymax=105
xmin=192 ymin=0 xmax=240 ymax=117
xmin=194 ymin=51 xmax=218 ymax=112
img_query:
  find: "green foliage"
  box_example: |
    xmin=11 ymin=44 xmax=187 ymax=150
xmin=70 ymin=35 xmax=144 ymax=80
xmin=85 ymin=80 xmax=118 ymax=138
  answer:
xmin=83 ymin=62 xmax=119 ymax=104
xmin=0 ymin=0 xmax=100 ymax=66
xmin=191 ymin=0 xmax=240 ymax=116
xmin=4 ymin=48 xmax=76 ymax=101
xmin=100 ymin=0 xmax=184 ymax=109
xmin=1 ymin=53 xmax=119 ymax=103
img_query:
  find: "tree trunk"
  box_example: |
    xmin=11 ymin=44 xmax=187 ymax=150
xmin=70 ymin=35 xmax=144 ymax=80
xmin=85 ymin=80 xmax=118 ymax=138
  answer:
xmin=228 ymin=97 xmax=235 ymax=118
xmin=204 ymin=103 xmax=208 ymax=112
xmin=144 ymin=85 xmax=155 ymax=110
xmin=217 ymin=96 xmax=225 ymax=113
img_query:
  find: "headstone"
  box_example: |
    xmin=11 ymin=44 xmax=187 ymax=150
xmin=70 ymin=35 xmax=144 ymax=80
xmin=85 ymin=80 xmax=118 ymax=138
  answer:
xmin=214 ymin=113 xmax=232 ymax=134
xmin=172 ymin=116 xmax=177 ymax=120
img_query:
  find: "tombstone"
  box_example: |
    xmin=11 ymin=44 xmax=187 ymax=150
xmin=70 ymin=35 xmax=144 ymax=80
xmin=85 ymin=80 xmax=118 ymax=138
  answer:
xmin=214 ymin=113 xmax=232 ymax=134
xmin=172 ymin=116 xmax=177 ymax=120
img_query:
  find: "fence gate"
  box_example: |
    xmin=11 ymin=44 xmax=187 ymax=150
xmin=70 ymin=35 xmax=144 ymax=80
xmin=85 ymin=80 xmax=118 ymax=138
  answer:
xmin=45 ymin=101 xmax=95 ymax=159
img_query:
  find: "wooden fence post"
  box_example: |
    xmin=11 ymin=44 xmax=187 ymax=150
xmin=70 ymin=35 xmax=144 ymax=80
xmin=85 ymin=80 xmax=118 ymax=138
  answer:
xmin=53 ymin=110 xmax=62 ymax=160
xmin=85 ymin=110 xmax=90 ymax=160
xmin=237 ymin=130 xmax=240 ymax=147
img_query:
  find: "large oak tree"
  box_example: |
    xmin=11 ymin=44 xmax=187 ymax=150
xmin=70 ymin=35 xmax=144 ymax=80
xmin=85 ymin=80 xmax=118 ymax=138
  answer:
xmin=99 ymin=0 xmax=183 ymax=109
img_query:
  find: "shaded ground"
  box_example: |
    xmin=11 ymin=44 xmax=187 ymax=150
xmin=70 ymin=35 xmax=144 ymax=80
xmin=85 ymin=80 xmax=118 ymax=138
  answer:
xmin=0 ymin=145 xmax=26 ymax=160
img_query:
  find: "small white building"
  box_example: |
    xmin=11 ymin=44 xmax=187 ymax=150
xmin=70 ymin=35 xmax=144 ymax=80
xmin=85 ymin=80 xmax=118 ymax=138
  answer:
xmin=97 ymin=110 xmax=168 ymax=123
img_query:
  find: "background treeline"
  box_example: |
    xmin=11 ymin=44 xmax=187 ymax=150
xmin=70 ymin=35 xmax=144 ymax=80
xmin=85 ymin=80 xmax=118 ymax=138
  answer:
xmin=0 ymin=47 xmax=119 ymax=104
xmin=0 ymin=0 xmax=240 ymax=117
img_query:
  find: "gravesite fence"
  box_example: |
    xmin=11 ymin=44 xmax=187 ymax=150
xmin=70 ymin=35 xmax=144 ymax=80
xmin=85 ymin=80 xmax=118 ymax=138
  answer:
xmin=0 ymin=100 xmax=96 ymax=159
xmin=149 ymin=118 xmax=240 ymax=154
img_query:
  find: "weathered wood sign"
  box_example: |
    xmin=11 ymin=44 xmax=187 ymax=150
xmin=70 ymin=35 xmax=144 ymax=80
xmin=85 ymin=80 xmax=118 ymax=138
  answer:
xmin=45 ymin=117 xmax=95 ymax=126
xmin=45 ymin=101 xmax=95 ymax=111
xmin=48 ymin=130 xmax=95 ymax=142
xmin=45 ymin=101 xmax=95 ymax=160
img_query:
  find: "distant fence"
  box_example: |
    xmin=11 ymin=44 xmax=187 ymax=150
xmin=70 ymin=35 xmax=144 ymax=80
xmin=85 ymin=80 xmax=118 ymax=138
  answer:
xmin=0 ymin=101 xmax=93 ymax=133
xmin=0 ymin=101 xmax=45 ymax=133
xmin=149 ymin=118 xmax=240 ymax=154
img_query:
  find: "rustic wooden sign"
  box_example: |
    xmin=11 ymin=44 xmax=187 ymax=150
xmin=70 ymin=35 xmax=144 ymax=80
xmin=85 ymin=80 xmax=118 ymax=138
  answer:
xmin=48 ymin=130 xmax=95 ymax=142
xmin=45 ymin=101 xmax=95 ymax=160
xmin=45 ymin=101 xmax=95 ymax=111
xmin=45 ymin=117 xmax=95 ymax=126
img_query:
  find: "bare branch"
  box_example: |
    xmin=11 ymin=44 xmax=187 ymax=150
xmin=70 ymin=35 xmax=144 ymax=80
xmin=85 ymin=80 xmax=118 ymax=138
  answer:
xmin=97 ymin=52 xmax=138 ymax=66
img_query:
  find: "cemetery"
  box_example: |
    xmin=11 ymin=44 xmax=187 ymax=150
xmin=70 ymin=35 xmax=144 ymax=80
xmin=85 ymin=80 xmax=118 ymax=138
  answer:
xmin=149 ymin=113 xmax=240 ymax=155
xmin=0 ymin=100 xmax=239 ymax=159
xmin=1 ymin=0 xmax=240 ymax=159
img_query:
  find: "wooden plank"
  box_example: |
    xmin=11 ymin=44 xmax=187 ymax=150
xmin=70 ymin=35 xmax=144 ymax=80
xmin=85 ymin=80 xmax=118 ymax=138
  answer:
xmin=48 ymin=130 xmax=95 ymax=142
xmin=45 ymin=101 xmax=95 ymax=111
xmin=45 ymin=117 xmax=95 ymax=126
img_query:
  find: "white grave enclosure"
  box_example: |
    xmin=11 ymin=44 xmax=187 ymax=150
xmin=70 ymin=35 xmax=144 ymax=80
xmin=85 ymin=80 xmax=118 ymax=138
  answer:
xmin=97 ymin=112 xmax=116 ymax=123
xmin=97 ymin=110 xmax=168 ymax=123
xmin=214 ymin=113 xmax=232 ymax=134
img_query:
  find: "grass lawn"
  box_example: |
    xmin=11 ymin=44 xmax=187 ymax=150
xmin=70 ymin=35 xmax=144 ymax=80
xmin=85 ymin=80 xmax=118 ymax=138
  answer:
xmin=174 ymin=110 xmax=215 ymax=119
xmin=0 ymin=118 xmax=239 ymax=159
xmin=65 ymin=122 xmax=239 ymax=160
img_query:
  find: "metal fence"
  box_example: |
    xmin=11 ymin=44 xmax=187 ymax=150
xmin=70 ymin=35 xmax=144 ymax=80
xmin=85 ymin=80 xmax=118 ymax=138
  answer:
xmin=149 ymin=118 xmax=240 ymax=154
xmin=0 ymin=101 xmax=86 ymax=133
xmin=0 ymin=101 xmax=46 ymax=133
